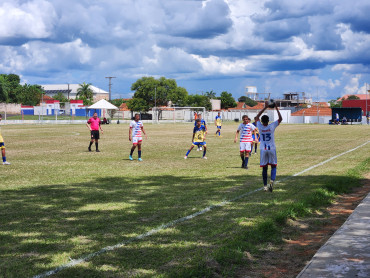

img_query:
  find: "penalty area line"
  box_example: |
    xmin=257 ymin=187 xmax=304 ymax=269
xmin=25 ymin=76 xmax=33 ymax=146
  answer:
xmin=33 ymin=140 xmax=370 ymax=278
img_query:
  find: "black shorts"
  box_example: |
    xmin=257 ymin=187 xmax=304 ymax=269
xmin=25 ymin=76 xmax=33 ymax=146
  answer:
xmin=91 ymin=130 xmax=100 ymax=140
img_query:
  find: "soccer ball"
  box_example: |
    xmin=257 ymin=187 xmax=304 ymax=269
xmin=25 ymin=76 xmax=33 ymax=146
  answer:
xmin=267 ymin=99 xmax=275 ymax=108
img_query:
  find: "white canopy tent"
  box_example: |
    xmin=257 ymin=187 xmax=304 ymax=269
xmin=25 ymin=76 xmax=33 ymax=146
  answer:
xmin=88 ymin=99 xmax=118 ymax=110
xmin=87 ymin=99 xmax=118 ymax=120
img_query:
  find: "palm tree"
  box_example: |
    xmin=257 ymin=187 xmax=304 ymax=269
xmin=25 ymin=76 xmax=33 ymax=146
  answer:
xmin=76 ymin=82 xmax=94 ymax=105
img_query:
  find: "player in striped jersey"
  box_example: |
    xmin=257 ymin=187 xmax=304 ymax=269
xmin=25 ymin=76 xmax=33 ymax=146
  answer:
xmin=251 ymin=121 xmax=260 ymax=154
xmin=255 ymin=102 xmax=282 ymax=192
xmin=234 ymin=115 xmax=256 ymax=169
xmin=129 ymin=113 xmax=147 ymax=161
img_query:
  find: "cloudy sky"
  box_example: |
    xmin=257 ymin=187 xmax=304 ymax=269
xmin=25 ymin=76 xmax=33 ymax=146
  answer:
xmin=1 ymin=0 xmax=370 ymax=101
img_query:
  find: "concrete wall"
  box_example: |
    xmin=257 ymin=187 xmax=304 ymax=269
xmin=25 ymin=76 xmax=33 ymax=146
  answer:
xmin=0 ymin=103 xmax=22 ymax=114
xmin=289 ymin=116 xmax=331 ymax=124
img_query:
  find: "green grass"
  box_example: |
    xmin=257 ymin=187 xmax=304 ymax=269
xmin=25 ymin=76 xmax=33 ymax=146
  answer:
xmin=0 ymin=122 xmax=369 ymax=277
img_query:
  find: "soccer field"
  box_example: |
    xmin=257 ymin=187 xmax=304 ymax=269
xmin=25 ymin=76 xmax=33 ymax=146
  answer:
xmin=1 ymin=122 xmax=369 ymax=277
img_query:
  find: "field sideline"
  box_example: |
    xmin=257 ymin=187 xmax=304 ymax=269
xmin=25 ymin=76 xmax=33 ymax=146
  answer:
xmin=0 ymin=122 xmax=369 ymax=277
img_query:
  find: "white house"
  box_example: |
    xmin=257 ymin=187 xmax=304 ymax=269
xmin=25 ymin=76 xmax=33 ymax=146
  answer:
xmin=41 ymin=84 xmax=109 ymax=101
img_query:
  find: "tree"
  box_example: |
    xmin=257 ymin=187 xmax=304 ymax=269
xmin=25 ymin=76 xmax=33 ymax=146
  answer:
xmin=238 ymin=96 xmax=247 ymax=102
xmin=127 ymin=97 xmax=149 ymax=112
xmin=347 ymin=95 xmax=360 ymax=100
xmin=204 ymin=90 xmax=217 ymax=99
xmin=220 ymin=91 xmax=237 ymax=109
xmin=168 ymin=87 xmax=188 ymax=107
xmin=238 ymin=96 xmax=258 ymax=107
xmin=53 ymin=92 xmax=68 ymax=103
xmin=329 ymin=98 xmax=342 ymax=108
xmin=110 ymin=98 xmax=127 ymax=108
xmin=186 ymin=94 xmax=212 ymax=110
xmin=0 ymin=75 xmax=10 ymax=103
xmin=0 ymin=74 xmax=23 ymax=103
xmin=76 ymin=82 xmax=93 ymax=105
xmin=130 ymin=76 xmax=188 ymax=110
xmin=16 ymin=84 xmax=44 ymax=106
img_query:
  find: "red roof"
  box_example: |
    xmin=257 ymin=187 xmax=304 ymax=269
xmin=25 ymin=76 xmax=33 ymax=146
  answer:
xmin=70 ymin=100 xmax=83 ymax=104
xmin=312 ymin=102 xmax=330 ymax=107
xmin=292 ymin=107 xmax=332 ymax=116
xmin=119 ymin=103 xmax=129 ymax=111
xmin=41 ymin=95 xmax=54 ymax=101
xmin=340 ymin=94 xmax=369 ymax=101
xmin=228 ymin=102 xmax=265 ymax=110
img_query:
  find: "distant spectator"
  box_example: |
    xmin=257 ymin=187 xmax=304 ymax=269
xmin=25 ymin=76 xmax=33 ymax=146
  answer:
xmin=335 ymin=113 xmax=340 ymax=124
xmin=342 ymin=116 xmax=347 ymax=125
xmin=102 ymin=117 xmax=108 ymax=124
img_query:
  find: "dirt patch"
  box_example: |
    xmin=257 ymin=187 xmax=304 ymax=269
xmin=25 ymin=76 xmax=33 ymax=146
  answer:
xmin=238 ymin=173 xmax=370 ymax=278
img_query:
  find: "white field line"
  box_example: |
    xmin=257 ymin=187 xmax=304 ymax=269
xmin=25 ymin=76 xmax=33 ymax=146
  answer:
xmin=33 ymin=140 xmax=370 ymax=278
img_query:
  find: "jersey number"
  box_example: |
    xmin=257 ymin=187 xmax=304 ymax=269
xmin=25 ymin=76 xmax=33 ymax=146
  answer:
xmin=261 ymin=133 xmax=271 ymax=141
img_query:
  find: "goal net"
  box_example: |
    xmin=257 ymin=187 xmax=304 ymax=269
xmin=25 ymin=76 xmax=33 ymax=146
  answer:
xmin=152 ymin=107 xmax=206 ymax=123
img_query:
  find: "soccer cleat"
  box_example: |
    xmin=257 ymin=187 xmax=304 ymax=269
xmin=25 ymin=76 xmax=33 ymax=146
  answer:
xmin=88 ymin=147 xmax=91 ymax=152
xmin=3 ymin=161 xmax=11 ymax=165
xmin=264 ymin=186 xmax=268 ymax=191
xmin=138 ymin=158 xmax=142 ymax=162
xmin=269 ymin=180 xmax=274 ymax=192
xmin=202 ymin=156 xmax=207 ymax=159
xmin=129 ymin=155 xmax=133 ymax=161
xmin=184 ymin=156 xmax=188 ymax=159
xmin=244 ymin=165 xmax=248 ymax=169
xmin=96 ymin=149 xmax=100 ymax=152
xmin=199 ymin=146 xmax=203 ymax=151
xmin=196 ymin=148 xmax=200 ymax=151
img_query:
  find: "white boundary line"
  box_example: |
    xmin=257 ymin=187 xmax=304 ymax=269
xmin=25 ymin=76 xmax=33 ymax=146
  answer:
xmin=33 ymin=140 xmax=370 ymax=278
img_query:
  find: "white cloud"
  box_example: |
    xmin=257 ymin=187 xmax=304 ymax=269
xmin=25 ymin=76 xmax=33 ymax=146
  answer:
xmin=0 ymin=0 xmax=370 ymax=100
xmin=0 ymin=0 xmax=56 ymax=41
xmin=344 ymin=74 xmax=362 ymax=94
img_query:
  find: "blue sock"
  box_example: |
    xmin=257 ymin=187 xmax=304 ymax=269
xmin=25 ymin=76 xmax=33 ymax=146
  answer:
xmin=244 ymin=157 xmax=249 ymax=167
xmin=138 ymin=151 xmax=141 ymax=158
xmin=271 ymin=166 xmax=277 ymax=181
xmin=203 ymin=149 xmax=207 ymax=157
xmin=218 ymin=131 xmax=221 ymax=136
xmin=186 ymin=150 xmax=190 ymax=156
xmin=2 ymin=156 xmax=6 ymax=162
xmin=262 ymin=167 xmax=268 ymax=185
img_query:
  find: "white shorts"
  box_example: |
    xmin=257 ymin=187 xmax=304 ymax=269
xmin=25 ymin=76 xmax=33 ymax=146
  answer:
xmin=260 ymin=149 xmax=277 ymax=167
xmin=132 ymin=137 xmax=142 ymax=145
xmin=240 ymin=142 xmax=252 ymax=152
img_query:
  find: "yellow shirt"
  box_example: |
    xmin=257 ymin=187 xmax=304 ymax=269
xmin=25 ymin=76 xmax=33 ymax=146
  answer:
xmin=193 ymin=125 xmax=206 ymax=142
xmin=215 ymin=116 xmax=222 ymax=126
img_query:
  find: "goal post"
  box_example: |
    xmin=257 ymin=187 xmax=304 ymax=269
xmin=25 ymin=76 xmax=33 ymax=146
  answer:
xmin=151 ymin=107 xmax=206 ymax=123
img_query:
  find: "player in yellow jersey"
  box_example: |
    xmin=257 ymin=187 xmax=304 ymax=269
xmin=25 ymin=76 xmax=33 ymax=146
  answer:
xmin=0 ymin=114 xmax=10 ymax=165
xmin=214 ymin=112 xmax=222 ymax=137
xmin=184 ymin=119 xmax=208 ymax=159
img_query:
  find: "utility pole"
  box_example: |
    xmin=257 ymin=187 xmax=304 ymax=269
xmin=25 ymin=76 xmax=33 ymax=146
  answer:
xmin=105 ymin=76 xmax=116 ymax=101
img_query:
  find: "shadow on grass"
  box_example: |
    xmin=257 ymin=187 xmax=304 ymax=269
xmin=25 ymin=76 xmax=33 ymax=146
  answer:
xmin=0 ymin=170 xmax=366 ymax=277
